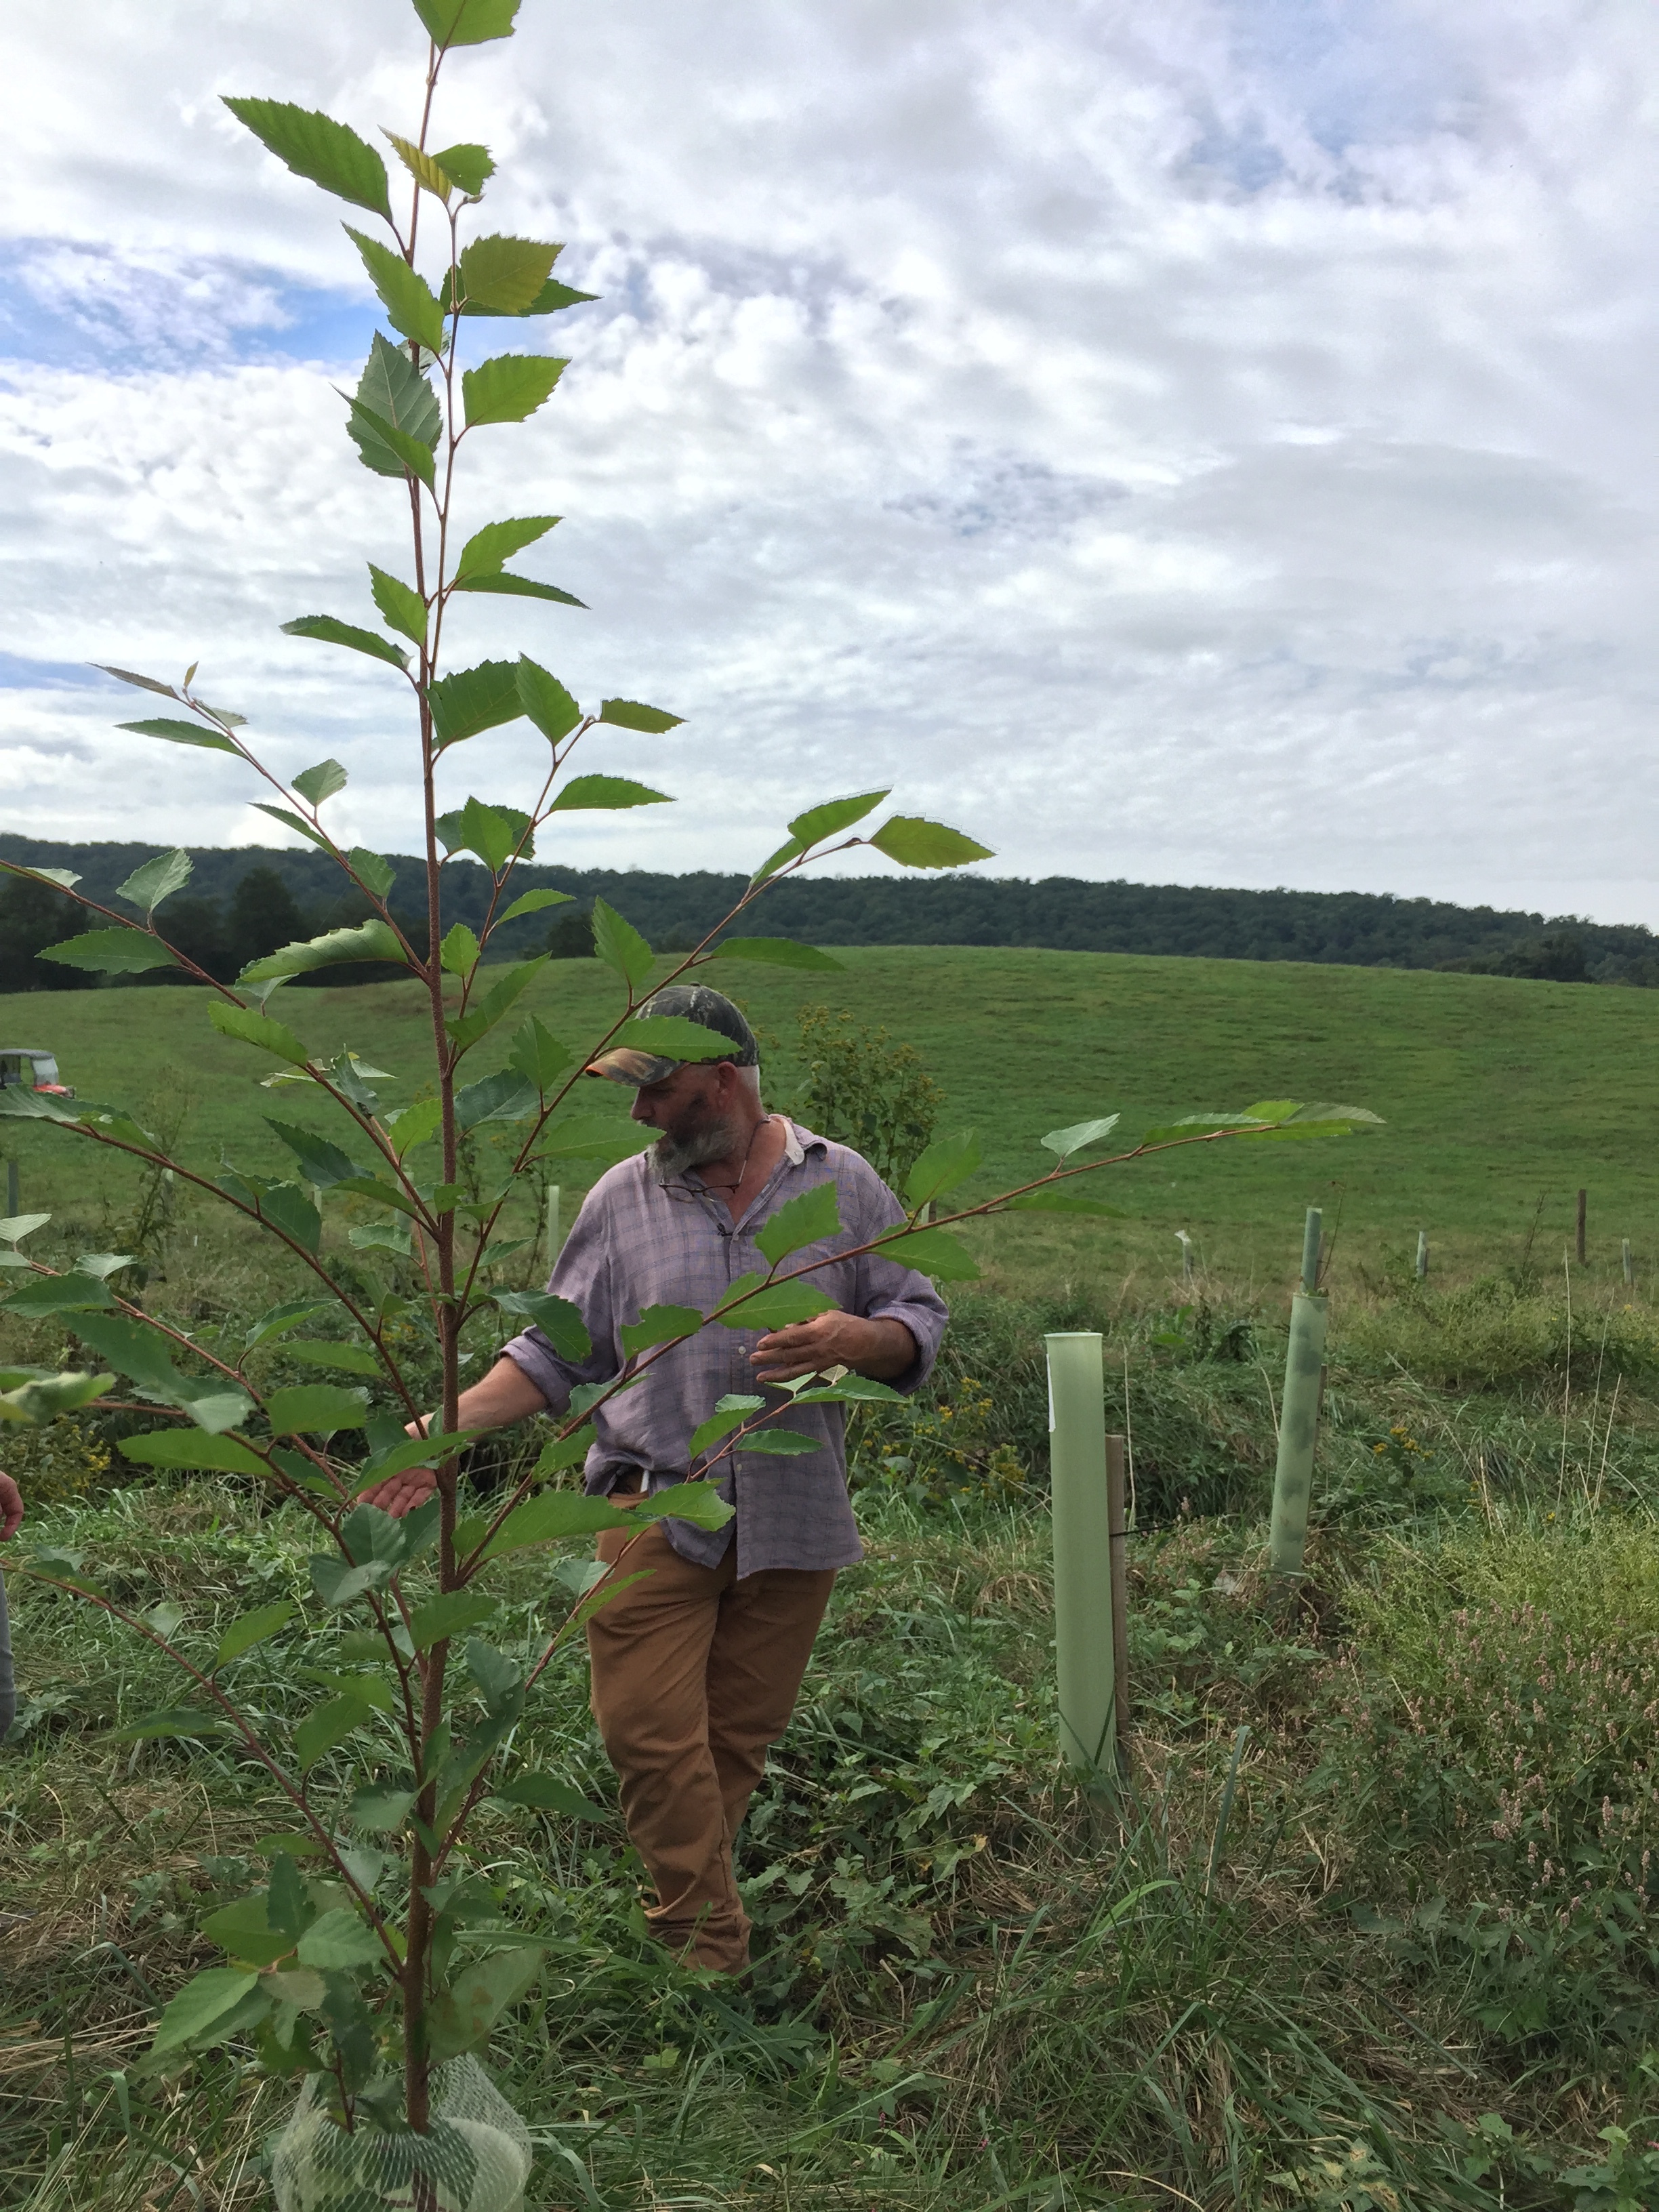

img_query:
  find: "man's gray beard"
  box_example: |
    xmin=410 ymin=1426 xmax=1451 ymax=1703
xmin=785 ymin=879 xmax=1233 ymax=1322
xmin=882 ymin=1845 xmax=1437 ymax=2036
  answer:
xmin=653 ymin=1111 xmax=743 ymax=1182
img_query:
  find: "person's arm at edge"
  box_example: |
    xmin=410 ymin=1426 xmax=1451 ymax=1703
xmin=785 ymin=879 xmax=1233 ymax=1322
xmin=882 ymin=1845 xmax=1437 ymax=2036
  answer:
xmin=0 ymin=1473 xmax=21 ymax=1542
xmin=358 ymin=1357 xmax=550 ymax=1518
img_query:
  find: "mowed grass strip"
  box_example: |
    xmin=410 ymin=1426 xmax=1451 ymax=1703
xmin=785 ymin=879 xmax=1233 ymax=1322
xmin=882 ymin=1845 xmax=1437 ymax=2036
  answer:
xmin=3 ymin=945 xmax=1655 ymax=1278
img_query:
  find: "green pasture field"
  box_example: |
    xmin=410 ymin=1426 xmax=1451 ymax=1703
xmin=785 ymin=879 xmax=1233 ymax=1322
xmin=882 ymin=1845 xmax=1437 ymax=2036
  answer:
xmin=1 ymin=944 xmax=1654 ymax=1291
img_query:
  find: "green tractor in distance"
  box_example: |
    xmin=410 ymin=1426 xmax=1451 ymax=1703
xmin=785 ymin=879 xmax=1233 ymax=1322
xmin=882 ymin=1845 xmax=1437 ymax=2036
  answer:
xmin=0 ymin=1048 xmax=74 ymax=1100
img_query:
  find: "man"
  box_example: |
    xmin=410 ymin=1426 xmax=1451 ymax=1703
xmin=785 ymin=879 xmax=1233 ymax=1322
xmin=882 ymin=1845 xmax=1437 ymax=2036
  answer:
xmin=366 ymin=985 xmax=947 ymax=1973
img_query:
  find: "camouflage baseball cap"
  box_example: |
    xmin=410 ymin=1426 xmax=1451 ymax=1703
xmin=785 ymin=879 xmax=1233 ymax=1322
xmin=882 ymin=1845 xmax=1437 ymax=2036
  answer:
xmin=585 ymin=983 xmax=760 ymax=1086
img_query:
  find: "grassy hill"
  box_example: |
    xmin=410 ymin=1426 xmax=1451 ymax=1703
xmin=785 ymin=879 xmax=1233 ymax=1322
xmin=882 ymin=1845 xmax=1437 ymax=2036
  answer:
xmin=3 ymin=943 xmax=1653 ymax=1286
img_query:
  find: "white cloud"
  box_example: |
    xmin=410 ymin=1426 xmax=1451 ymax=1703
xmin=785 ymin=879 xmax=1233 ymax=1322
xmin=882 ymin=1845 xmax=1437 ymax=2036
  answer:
xmin=1 ymin=0 xmax=1657 ymax=921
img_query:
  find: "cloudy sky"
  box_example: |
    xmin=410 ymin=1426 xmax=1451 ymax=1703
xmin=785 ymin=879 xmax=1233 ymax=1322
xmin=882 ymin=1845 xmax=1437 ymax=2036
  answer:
xmin=3 ymin=0 xmax=1656 ymax=920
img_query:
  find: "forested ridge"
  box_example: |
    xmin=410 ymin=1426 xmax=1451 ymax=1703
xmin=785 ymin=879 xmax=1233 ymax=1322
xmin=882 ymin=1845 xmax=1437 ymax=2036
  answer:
xmin=3 ymin=833 xmax=1656 ymax=990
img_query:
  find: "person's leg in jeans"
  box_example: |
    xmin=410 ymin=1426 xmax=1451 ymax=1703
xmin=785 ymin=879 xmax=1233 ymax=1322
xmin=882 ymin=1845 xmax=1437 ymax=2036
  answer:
xmin=0 ymin=1569 xmax=15 ymax=1744
xmin=586 ymin=1522 xmax=833 ymax=1971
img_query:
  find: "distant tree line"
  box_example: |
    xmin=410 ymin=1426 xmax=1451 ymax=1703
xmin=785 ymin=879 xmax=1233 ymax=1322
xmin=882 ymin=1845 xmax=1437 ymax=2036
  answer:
xmin=3 ymin=834 xmax=1657 ymax=994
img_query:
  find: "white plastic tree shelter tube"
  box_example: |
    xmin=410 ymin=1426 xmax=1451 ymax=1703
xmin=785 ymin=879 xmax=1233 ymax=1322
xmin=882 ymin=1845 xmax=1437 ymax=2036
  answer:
xmin=1269 ymin=1208 xmax=1328 ymax=1578
xmin=1046 ymin=1331 xmax=1116 ymax=1784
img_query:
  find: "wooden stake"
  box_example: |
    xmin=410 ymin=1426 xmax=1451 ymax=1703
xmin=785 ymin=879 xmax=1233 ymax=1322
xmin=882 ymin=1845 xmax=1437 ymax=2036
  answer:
xmin=1576 ymin=1187 xmax=1587 ymax=1264
xmin=1106 ymin=1433 xmax=1130 ymax=1764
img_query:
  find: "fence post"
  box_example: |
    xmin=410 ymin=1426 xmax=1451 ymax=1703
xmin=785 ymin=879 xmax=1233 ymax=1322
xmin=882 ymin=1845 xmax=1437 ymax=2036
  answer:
xmin=1576 ymin=1188 xmax=1587 ymax=1265
xmin=1046 ymin=1332 xmax=1115 ymax=1788
xmin=4 ymin=1161 xmax=16 ymax=1219
xmin=1414 ymin=1230 xmax=1428 ymax=1280
xmin=1106 ymin=1433 xmax=1130 ymax=1765
xmin=546 ymin=1184 xmax=561 ymax=1266
xmin=1269 ymin=1209 xmax=1329 ymax=1579
xmin=1623 ymin=1237 xmax=1633 ymax=1288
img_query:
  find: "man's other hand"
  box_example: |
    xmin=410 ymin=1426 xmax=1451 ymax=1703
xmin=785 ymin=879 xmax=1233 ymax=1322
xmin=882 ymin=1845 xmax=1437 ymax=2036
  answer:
xmin=752 ymin=1311 xmax=916 ymax=1386
xmin=359 ymin=1464 xmax=438 ymax=1519
xmin=0 ymin=1473 xmax=21 ymax=1542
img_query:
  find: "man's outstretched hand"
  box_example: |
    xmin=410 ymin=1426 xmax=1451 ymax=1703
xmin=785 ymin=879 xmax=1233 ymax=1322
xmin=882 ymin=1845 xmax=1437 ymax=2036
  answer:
xmin=752 ymin=1310 xmax=916 ymax=1387
xmin=358 ymin=1465 xmax=438 ymax=1520
xmin=0 ymin=1473 xmax=22 ymax=1542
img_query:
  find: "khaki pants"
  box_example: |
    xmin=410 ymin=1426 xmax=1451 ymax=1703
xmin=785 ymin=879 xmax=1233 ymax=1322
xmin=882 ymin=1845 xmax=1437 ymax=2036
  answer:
xmin=587 ymin=1519 xmax=836 ymax=1973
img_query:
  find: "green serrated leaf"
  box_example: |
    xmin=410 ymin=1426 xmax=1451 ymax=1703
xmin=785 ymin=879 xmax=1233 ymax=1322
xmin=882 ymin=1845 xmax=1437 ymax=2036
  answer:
xmin=755 ymin=1182 xmax=842 ymax=1266
xmin=638 ymin=1481 xmax=736 ymax=1531
xmin=787 ymin=790 xmax=889 ymax=847
xmin=548 ymin=775 xmax=670 ymax=813
xmin=598 ymin=697 xmax=682 ymax=734
xmin=455 ymin=516 xmax=559 ymax=580
xmin=713 ymin=1275 xmax=836 ymax=1330
xmin=241 ymin=921 xmax=408 ymax=988
xmin=462 ymin=352 xmax=567 ymax=428
xmin=119 ymin=1430 xmax=269 ymax=1475
xmin=263 ymin=1120 xmax=361 ymax=1189
xmin=367 ymin=564 xmax=428 ymax=647
xmin=457 ymin=233 xmax=557 ymax=311
xmin=215 ymin=1601 xmax=295 ymax=1667
xmin=451 ymin=572 xmax=586 ymax=608
xmin=407 ymin=1590 xmax=497 ymax=1650
xmin=905 ymin=1130 xmax=981 ymax=1206
xmin=344 ymin=391 xmax=435 ymax=489
xmin=151 ymin=1967 xmax=262 ymax=2055
xmin=1039 ymin=1114 xmax=1122 ymax=1161
xmin=350 ymin=848 xmax=396 ymax=899
xmin=499 ymin=888 xmax=573 ymax=926
xmin=287 ymin=1340 xmax=383 ymax=1377
xmin=868 ymin=817 xmax=994 ymax=869
xmin=348 ymin=1785 xmax=415 ymax=1832
xmin=266 ymin=1385 xmax=369 ymax=1438
xmin=453 ymin=1066 xmax=538 ymax=1128
xmin=1002 ymin=1187 xmax=1124 ymax=1217
xmin=739 ymin=1427 xmax=821 ymax=1456
xmin=293 ymin=1696 xmax=373 ymax=1774
xmin=440 ymin=922 xmax=480 ymax=976
xmin=871 ymin=1227 xmax=981 ymax=1281
xmin=449 ymin=964 xmax=548 ymax=1059
xmin=383 ymin=129 xmax=453 ymax=203
xmin=426 ymin=1946 xmax=541 ymax=2064
xmin=208 ymin=1002 xmax=310 ymax=1065
xmin=704 ymin=935 xmax=839 ymax=970
xmin=342 ymin=224 xmax=446 ymax=353
xmin=445 ymin=794 xmax=522 ymax=872
xmin=505 ymin=1012 xmax=571 ymax=1091
xmin=291 ymin=758 xmax=348 ymax=806
xmin=345 ymin=333 xmax=441 ymax=480
xmin=295 ymin=1906 xmax=386 ymax=1968
xmin=688 ymin=1397 xmax=764 ymax=1456
xmin=432 ymin=141 xmax=495 ymax=194
xmin=590 ymin=899 xmax=655 ymax=992
xmin=110 ymin=1706 xmax=237 ymax=1744
xmin=118 ymin=715 xmax=241 ymax=755
xmin=426 ymin=659 xmax=526 ymax=748
xmin=492 ymin=1290 xmax=592 ymax=1359
xmin=115 ymin=848 xmax=192 ymax=916
xmin=494 ymin=1774 xmax=612 ymax=1820
xmin=516 ymin=655 xmax=582 ymax=743
xmin=41 ymin=930 xmax=177 ymax=976
xmin=415 ymin=0 xmax=523 ymax=50
xmin=483 ymin=1490 xmax=635 ymax=1557
xmin=222 ymin=98 xmax=391 ymax=219
xmin=619 ymin=1304 xmax=703 ymax=1359
xmin=281 ymin=615 xmax=409 ymax=668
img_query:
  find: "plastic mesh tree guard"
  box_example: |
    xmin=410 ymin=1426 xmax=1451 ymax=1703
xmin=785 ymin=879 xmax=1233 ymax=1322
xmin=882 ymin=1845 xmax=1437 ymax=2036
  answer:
xmin=270 ymin=2056 xmax=531 ymax=2212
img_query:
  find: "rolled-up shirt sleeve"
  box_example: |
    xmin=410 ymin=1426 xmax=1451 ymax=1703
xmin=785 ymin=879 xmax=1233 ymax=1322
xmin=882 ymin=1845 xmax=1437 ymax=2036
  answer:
xmin=844 ymin=1162 xmax=949 ymax=1395
xmin=499 ymin=1191 xmax=615 ymax=1414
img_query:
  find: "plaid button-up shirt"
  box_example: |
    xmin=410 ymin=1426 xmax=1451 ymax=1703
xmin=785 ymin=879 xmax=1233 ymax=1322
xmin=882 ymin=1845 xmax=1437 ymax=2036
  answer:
xmin=501 ymin=1120 xmax=948 ymax=1575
